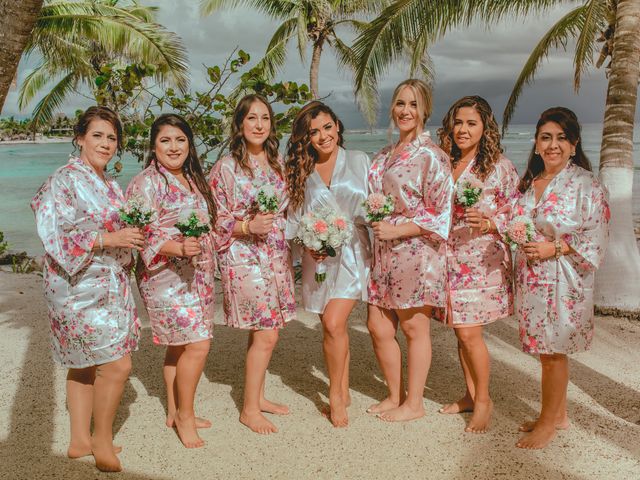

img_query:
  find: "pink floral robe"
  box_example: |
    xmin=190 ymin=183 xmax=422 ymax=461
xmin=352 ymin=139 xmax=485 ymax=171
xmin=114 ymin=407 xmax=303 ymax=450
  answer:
xmin=126 ymin=165 xmax=215 ymax=345
xmin=444 ymin=155 xmax=519 ymax=326
xmin=514 ymin=162 xmax=610 ymax=354
xmin=209 ymin=155 xmax=296 ymax=329
xmin=31 ymin=157 xmax=140 ymax=368
xmin=368 ymin=132 xmax=453 ymax=310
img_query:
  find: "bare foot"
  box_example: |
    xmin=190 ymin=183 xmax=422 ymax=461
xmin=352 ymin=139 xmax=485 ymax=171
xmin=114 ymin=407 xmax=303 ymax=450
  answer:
xmin=519 ymin=416 xmax=570 ymax=432
xmin=378 ymin=403 xmax=425 ymax=422
xmin=240 ymin=411 xmax=278 ymax=435
xmin=465 ymin=399 xmax=493 ymax=433
xmin=68 ymin=442 xmax=122 ymax=458
xmin=516 ymin=424 xmax=557 ymax=449
xmin=91 ymin=438 xmax=122 ymax=473
xmin=439 ymin=394 xmax=474 ymax=414
xmin=366 ymin=397 xmax=400 ymax=415
xmin=260 ymin=398 xmax=290 ymax=415
xmin=326 ymin=396 xmax=349 ymax=428
xmin=174 ymin=411 xmax=205 ymax=448
xmin=166 ymin=415 xmax=212 ymax=429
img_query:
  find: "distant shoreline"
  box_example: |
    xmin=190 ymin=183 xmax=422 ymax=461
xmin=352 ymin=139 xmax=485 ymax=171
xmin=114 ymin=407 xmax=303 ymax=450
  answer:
xmin=0 ymin=137 xmax=73 ymax=145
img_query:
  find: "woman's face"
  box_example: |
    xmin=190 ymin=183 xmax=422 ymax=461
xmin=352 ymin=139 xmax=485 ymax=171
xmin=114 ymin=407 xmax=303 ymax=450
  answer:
xmin=453 ymin=106 xmax=484 ymax=155
xmin=308 ymin=112 xmax=339 ymax=158
xmin=77 ymin=119 xmax=118 ymax=171
xmin=242 ymin=100 xmax=271 ymax=149
xmin=154 ymin=124 xmax=189 ymax=174
xmin=392 ymin=86 xmax=420 ymax=136
xmin=535 ymin=121 xmax=576 ymax=171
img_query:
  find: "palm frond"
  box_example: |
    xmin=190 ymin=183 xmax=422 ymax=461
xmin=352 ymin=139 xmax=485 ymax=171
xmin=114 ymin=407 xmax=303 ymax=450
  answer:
xmin=200 ymin=0 xmax=296 ymax=18
xmin=256 ymin=17 xmax=298 ymax=79
xmin=29 ymin=72 xmax=79 ymax=129
xmin=573 ymin=0 xmax=608 ymax=90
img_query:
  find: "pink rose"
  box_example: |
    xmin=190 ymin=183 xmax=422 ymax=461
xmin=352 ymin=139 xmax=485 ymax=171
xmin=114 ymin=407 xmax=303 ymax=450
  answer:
xmin=333 ymin=218 xmax=347 ymax=230
xmin=313 ymin=220 xmax=328 ymax=233
xmin=367 ymin=193 xmax=386 ymax=212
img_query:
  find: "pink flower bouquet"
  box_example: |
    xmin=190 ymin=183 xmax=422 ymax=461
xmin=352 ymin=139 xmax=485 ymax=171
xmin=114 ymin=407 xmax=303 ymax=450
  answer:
xmin=505 ymin=216 xmax=534 ymax=247
xmin=363 ymin=193 xmax=394 ymax=223
xmin=294 ymin=206 xmax=352 ymax=283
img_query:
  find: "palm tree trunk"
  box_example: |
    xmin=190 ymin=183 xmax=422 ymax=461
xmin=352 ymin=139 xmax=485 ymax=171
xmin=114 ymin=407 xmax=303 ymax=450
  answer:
xmin=0 ymin=0 xmax=44 ymax=110
xmin=594 ymin=0 xmax=640 ymax=318
xmin=310 ymin=36 xmax=325 ymax=99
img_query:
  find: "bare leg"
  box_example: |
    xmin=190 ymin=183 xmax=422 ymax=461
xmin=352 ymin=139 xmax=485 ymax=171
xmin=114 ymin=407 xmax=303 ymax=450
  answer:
xmin=173 ymin=340 xmax=211 ymax=448
xmin=240 ymin=329 xmax=281 ymax=434
xmin=91 ymin=355 xmax=132 ymax=472
xmin=164 ymin=346 xmax=211 ymax=429
xmin=66 ymin=366 xmax=96 ymax=458
xmin=379 ymin=307 xmax=431 ymax=422
xmin=517 ymin=353 xmax=568 ymax=449
xmin=257 ymin=362 xmax=289 ymax=415
xmin=366 ymin=305 xmax=403 ymax=414
xmin=319 ymin=299 xmax=357 ymax=427
xmin=455 ymin=326 xmax=492 ymax=433
xmin=439 ymin=337 xmax=475 ymax=414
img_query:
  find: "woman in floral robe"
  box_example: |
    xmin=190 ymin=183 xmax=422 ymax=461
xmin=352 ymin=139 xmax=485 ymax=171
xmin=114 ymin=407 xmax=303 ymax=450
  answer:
xmin=127 ymin=114 xmax=216 ymax=449
xmin=367 ymin=79 xmax=453 ymax=422
xmin=209 ymin=94 xmax=296 ymax=435
xmin=436 ymin=96 xmax=519 ymax=433
xmin=285 ymin=101 xmax=371 ymax=427
xmin=513 ymin=107 xmax=609 ymax=449
xmin=31 ymin=106 xmax=143 ymax=472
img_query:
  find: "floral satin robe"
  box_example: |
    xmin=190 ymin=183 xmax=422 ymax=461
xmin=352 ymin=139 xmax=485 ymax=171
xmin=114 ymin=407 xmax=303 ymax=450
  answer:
xmin=368 ymin=132 xmax=453 ymax=310
xmin=31 ymin=157 xmax=140 ymax=368
xmin=444 ymin=155 xmax=519 ymax=326
xmin=286 ymin=148 xmax=372 ymax=313
xmin=126 ymin=165 xmax=215 ymax=345
xmin=514 ymin=162 xmax=610 ymax=355
xmin=209 ymin=155 xmax=296 ymax=329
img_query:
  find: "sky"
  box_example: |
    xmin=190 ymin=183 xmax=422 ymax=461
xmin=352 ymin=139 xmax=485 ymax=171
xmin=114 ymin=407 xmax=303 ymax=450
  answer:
xmin=2 ymin=0 xmax=628 ymax=129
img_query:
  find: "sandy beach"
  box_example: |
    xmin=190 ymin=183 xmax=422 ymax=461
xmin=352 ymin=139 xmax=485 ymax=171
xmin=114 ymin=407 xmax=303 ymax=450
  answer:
xmin=1 ymin=271 xmax=639 ymax=480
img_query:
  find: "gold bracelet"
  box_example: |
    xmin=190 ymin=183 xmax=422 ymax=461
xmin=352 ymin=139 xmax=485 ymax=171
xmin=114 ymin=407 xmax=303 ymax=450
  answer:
xmin=241 ymin=219 xmax=250 ymax=236
xmin=480 ymin=218 xmax=491 ymax=234
xmin=554 ymin=239 xmax=562 ymax=259
xmin=97 ymin=232 xmax=104 ymax=250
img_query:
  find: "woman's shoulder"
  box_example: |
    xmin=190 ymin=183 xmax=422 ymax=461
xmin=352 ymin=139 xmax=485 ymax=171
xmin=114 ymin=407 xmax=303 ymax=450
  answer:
xmin=344 ymin=148 xmax=370 ymax=167
xmin=210 ymin=154 xmax=237 ymax=175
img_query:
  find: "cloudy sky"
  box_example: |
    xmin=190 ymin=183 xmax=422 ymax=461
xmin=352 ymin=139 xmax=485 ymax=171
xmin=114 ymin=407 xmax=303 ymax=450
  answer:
xmin=2 ymin=0 xmax=627 ymax=128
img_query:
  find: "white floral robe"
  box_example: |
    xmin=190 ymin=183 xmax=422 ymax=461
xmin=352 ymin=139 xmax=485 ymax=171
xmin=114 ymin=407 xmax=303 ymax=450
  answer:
xmin=126 ymin=165 xmax=215 ymax=345
xmin=286 ymin=148 xmax=372 ymax=313
xmin=31 ymin=157 xmax=140 ymax=368
xmin=514 ymin=163 xmax=610 ymax=354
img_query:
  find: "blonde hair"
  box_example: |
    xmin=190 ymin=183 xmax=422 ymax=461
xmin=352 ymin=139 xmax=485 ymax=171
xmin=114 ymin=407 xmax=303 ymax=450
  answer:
xmin=388 ymin=79 xmax=432 ymax=139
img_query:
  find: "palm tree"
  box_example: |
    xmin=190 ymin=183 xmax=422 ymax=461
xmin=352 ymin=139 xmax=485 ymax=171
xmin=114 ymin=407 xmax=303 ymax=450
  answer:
xmin=0 ymin=0 xmax=44 ymax=111
xmin=18 ymin=0 xmax=189 ymax=129
xmin=352 ymin=0 xmax=640 ymax=316
xmin=200 ymin=0 xmax=397 ymax=124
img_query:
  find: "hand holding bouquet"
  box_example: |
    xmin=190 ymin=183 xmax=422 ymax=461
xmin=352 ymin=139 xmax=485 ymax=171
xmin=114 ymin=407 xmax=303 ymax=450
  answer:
xmin=456 ymin=179 xmax=483 ymax=233
xmin=363 ymin=193 xmax=395 ymax=223
xmin=255 ymin=184 xmax=280 ymax=213
xmin=505 ymin=216 xmax=534 ymax=247
xmin=174 ymin=210 xmax=211 ymax=266
xmin=294 ymin=207 xmax=352 ymax=283
xmin=119 ymin=195 xmax=155 ymax=228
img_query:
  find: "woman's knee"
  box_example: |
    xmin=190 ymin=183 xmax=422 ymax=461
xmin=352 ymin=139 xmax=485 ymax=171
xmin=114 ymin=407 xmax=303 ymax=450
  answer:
xmin=323 ymin=317 xmax=347 ymax=339
xmin=186 ymin=339 xmax=211 ymax=359
xmin=100 ymin=355 xmax=132 ymax=381
xmin=455 ymin=327 xmax=483 ymax=348
xmin=252 ymin=329 xmax=279 ymax=350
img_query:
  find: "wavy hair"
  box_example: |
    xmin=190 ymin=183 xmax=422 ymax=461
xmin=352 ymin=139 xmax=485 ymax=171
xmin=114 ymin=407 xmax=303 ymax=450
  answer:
xmin=229 ymin=94 xmax=282 ymax=178
xmin=145 ymin=113 xmax=216 ymax=223
xmin=437 ymin=95 xmax=503 ymax=181
xmin=389 ymin=78 xmax=432 ymax=140
xmin=518 ymin=106 xmax=592 ymax=193
xmin=73 ymin=105 xmax=124 ymax=155
xmin=285 ymin=101 xmax=345 ymax=211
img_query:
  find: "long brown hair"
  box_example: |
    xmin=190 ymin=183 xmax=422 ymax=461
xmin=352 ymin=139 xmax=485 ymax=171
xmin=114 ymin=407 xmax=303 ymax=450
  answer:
xmin=73 ymin=105 xmax=124 ymax=155
xmin=229 ymin=94 xmax=282 ymax=178
xmin=438 ymin=95 xmax=503 ymax=181
xmin=518 ymin=106 xmax=592 ymax=193
xmin=389 ymin=78 xmax=432 ymax=140
xmin=145 ymin=113 xmax=217 ymax=223
xmin=285 ymin=101 xmax=345 ymax=210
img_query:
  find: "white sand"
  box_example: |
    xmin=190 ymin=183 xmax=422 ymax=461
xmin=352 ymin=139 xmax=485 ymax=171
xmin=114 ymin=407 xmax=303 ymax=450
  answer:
xmin=1 ymin=271 xmax=639 ymax=479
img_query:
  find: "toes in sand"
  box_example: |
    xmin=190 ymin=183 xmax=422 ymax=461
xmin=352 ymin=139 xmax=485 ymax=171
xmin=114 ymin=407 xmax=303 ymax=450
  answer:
xmin=240 ymin=411 xmax=278 ymax=435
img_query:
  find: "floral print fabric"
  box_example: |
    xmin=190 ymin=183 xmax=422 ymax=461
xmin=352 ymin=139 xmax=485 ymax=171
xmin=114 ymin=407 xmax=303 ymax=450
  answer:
xmin=31 ymin=157 xmax=140 ymax=368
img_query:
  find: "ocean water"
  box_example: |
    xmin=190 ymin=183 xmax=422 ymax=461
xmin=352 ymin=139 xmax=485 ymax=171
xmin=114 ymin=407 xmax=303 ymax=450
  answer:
xmin=1 ymin=124 xmax=639 ymax=255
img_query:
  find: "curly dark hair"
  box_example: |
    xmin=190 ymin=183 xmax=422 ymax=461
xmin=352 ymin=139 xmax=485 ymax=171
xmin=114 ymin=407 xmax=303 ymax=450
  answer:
xmin=145 ymin=113 xmax=216 ymax=223
xmin=518 ymin=106 xmax=592 ymax=193
xmin=229 ymin=94 xmax=282 ymax=178
xmin=285 ymin=101 xmax=345 ymax=211
xmin=437 ymin=95 xmax=503 ymax=181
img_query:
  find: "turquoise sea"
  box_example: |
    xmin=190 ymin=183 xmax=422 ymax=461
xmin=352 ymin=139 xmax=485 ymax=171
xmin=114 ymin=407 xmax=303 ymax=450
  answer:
xmin=1 ymin=124 xmax=639 ymax=256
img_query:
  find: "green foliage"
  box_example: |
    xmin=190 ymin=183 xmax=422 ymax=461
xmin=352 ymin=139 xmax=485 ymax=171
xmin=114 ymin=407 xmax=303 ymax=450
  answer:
xmin=0 ymin=231 xmax=8 ymax=257
xmin=91 ymin=49 xmax=312 ymax=167
xmin=174 ymin=212 xmax=211 ymax=238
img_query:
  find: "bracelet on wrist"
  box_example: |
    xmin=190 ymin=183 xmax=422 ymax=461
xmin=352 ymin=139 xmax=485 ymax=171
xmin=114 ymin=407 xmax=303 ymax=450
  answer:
xmin=241 ymin=219 xmax=251 ymax=236
xmin=554 ymin=239 xmax=562 ymax=259
xmin=480 ymin=219 xmax=491 ymax=234
xmin=97 ymin=232 xmax=104 ymax=250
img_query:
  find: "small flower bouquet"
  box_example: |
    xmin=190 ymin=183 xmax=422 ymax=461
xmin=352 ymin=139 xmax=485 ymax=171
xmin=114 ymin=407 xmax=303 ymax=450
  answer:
xmin=363 ymin=193 xmax=394 ymax=223
xmin=174 ymin=210 xmax=211 ymax=238
xmin=119 ymin=195 xmax=155 ymax=227
xmin=505 ymin=216 xmax=535 ymax=247
xmin=255 ymin=184 xmax=279 ymax=213
xmin=294 ymin=207 xmax=352 ymax=283
xmin=456 ymin=179 xmax=483 ymax=208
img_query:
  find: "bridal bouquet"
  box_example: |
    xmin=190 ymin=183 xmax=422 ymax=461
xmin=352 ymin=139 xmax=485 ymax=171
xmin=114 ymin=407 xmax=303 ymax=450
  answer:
xmin=294 ymin=207 xmax=352 ymax=283
xmin=456 ymin=179 xmax=483 ymax=207
xmin=505 ymin=216 xmax=535 ymax=247
xmin=363 ymin=193 xmax=395 ymax=223
xmin=175 ymin=210 xmax=211 ymax=266
xmin=119 ymin=195 xmax=155 ymax=228
xmin=255 ymin=184 xmax=279 ymax=213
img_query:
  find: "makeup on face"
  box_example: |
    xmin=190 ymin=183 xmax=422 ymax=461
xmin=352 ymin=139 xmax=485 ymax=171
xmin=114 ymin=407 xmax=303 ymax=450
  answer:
xmin=309 ymin=112 xmax=339 ymax=158
xmin=154 ymin=124 xmax=190 ymax=175
xmin=77 ymin=119 xmax=118 ymax=174
xmin=393 ymin=87 xmax=420 ymax=137
xmin=243 ymin=101 xmax=271 ymax=150
xmin=453 ymin=106 xmax=484 ymax=156
xmin=535 ymin=121 xmax=576 ymax=172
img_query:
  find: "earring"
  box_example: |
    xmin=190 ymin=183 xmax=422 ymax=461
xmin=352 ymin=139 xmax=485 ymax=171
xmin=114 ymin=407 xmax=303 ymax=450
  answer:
xmin=534 ymin=150 xmax=539 ymax=155
xmin=570 ymin=151 xmax=576 ymax=157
